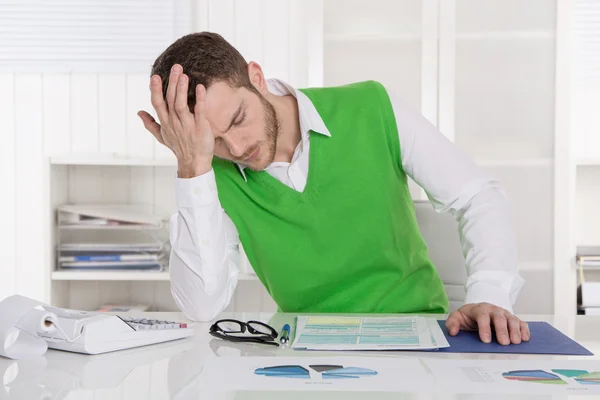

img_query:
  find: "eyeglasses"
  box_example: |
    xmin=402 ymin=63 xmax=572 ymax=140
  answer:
xmin=209 ymin=319 xmax=279 ymax=347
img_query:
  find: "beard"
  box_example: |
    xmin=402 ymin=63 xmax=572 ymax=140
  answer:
xmin=260 ymin=94 xmax=280 ymax=166
xmin=243 ymin=93 xmax=280 ymax=171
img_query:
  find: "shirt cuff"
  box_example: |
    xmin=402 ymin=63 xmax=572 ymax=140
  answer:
xmin=464 ymin=281 xmax=515 ymax=314
xmin=176 ymin=169 xmax=219 ymax=208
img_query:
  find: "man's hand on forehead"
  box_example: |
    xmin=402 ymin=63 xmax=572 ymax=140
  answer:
xmin=137 ymin=64 xmax=216 ymax=178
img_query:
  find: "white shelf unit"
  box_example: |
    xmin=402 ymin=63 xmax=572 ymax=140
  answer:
xmin=577 ymin=158 xmax=600 ymax=167
xmin=52 ymin=271 xmax=171 ymax=282
xmin=51 ymin=154 xmax=177 ymax=167
xmin=51 ymin=270 xmax=259 ymax=282
xmin=323 ymin=0 xmax=559 ymax=315
xmin=48 ymin=159 xmax=270 ymax=313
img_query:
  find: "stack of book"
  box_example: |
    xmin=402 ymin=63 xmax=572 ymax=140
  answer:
xmin=576 ymin=246 xmax=600 ymax=315
xmin=576 ymin=246 xmax=600 ymax=269
xmin=56 ymin=204 xmax=170 ymax=272
xmin=58 ymin=244 xmax=165 ymax=271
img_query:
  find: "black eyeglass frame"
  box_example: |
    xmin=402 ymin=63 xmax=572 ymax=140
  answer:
xmin=209 ymin=319 xmax=279 ymax=347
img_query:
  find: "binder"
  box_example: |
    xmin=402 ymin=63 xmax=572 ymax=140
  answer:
xmin=436 ymin=320 xmax=593 ymax=356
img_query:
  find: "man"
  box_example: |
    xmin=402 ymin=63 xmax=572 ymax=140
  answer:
xmin=138 ymin=32 xmax=529 ymax=345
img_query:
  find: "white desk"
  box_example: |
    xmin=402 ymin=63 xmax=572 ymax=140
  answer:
xmin=1 ymin=312 xmax=599 ymax=399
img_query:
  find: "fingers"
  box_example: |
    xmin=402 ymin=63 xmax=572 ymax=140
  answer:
xmin=491 ymin=312 xmax=510 ymax=345
xmin=194 ymin=84 xmax=211 ymax=133
xmin=137 ymin=111 xmax=163 ymax=144
xmin=520 ymin=320 xmax=530 ymax=342
xmin=149 ymin=75 xmax=168 ymax=123
xmin=507 ymin=315 xmax=522 ymax=344
xmin=194 ymin=83 xmax=206 ymax=117
xmin=175 ymin=72 xmax=191 ymax=119
xmin=166 ymin=64 xmax=181 ymax=112
xmin=444 ymin=312 xmax=461 ymax=336
xmin=475 ymin=312 xmax=492 ymax=343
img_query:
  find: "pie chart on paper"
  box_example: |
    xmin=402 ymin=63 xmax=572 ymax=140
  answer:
xmin=312 ymin=365 xmax=379 ymax=379
xmin=502 ymin=370 xmax=566 ymax=385
xmin=254 ymin=364 xmax=378 ymax=380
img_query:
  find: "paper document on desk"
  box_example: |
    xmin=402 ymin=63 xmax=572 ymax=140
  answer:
xmin=291 ymin=316 xmax=449 ymax=350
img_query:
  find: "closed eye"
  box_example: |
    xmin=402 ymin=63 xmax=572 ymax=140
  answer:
xmin=233 ymin=110 xmax=246 ymax=126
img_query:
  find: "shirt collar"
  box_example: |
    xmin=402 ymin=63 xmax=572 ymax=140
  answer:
xmin=235 ymin=78 xmax=331 ymax=181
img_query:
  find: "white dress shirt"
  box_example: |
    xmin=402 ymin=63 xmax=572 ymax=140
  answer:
xmin=169 ymin=79 xmax=524 ymax=322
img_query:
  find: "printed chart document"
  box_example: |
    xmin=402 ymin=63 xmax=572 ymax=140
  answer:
xmin=425 ymin=358 xmax=600 ymax=395
xmin=199 ymin=356 xmax=600 ymax=395
xmin=291 ymin=316 xmax=449 ymax=351
xmin=200 ymin=356 xmax=433 ymax=392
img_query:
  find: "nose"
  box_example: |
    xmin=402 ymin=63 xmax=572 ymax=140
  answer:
xmin=222 ymin=134 xmax=245 ymax=158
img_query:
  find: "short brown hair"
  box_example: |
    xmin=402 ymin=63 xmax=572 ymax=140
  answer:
xmin=151 ymin=32 xmax=252 ymax=111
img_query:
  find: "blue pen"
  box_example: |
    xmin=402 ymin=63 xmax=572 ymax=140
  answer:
xmin=279 ymin=324 xmax=290 ymax=344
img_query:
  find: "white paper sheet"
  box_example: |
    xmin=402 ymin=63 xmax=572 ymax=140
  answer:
xmin=0 ymin=295 xmax=55 ymax=359
xmin=200 ymin=356 xmax=433 ymax=392
xmin=291 ymin=315 xmax=449 ymax=350
xmin=199 ymin=356 xmax=600 ymax=395
xmin=423 ymin=358 xmax=600 ymax=395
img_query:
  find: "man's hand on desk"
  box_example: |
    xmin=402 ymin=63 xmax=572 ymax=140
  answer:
xmin=445 ymin=303 xmax=530 ymax=345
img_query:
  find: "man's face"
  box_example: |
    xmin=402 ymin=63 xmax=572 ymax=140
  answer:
xmin=205 ymin=81 xmax=279 ymax=171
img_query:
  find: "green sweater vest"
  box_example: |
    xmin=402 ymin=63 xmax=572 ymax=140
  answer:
xmin=212 ymin=80 xmax=449 ymax=314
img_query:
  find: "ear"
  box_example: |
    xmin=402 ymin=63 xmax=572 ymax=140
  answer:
xmin=247 ymin=61 xmax=268 ymax=96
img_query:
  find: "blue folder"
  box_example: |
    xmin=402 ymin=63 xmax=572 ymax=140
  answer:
xmin=436 ymin=320 xmax=594 ymax=356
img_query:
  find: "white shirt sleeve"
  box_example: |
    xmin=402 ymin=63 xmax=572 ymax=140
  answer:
xmin=386 ymin=87 xmax=524 ymax=313
xmin=169 ymin=169 xmax=241 ymax=322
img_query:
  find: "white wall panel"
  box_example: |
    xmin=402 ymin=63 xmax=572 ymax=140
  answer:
xmin=14 ymin=74 xmax=49 ymax=301
xmin=154 ymin=282 xmax=178 ymax=311
xmin=99 ymin=74 xmax=127 ymax=155
xmin=234 ymin=280 xmax=263 ymax=312
xmin=456 ymin=0 xmax=556 ymax=33
xmin=260 ymin=287 xmax=278 ymax=312
xmin=234 ymin=0 xmax=264 ymax=65
xmin=98 ymin=281 xmax=132 ymax=306
xmin=99 ymin=166 xmax=130 ymax=204
xmin=438 ymin=0 xmax=456 ymax=142
xmin=130 ymin=281 xmax=158 ymax=310
xmin=70 ymin=74 xmax=99 ymax=153
xmin=126 ymin=74 xmax=155 ymax=158
xmin=0 ymin=74 xmax=15 ymax=301
xmin=289 ymin=0 xmax=310 ymax=87
xmin=154 ymin=141 xmax=175 ymax=161
xmin=306 ymin=0 xmax=324 ymax=87
xmin=68 ymin=282 xmax=100 ymax=311
xmin=209 ymin=0 xmax=236 ymax=44
xmin=130 ymin=167 xmax=155 ymax=206
xmin=324 ymin=0 xmax=421 ymax=36
xmin=193 ymin=0 xmax=209 ymax=31
xmin=68 ymin=166 xmax=106 ymax=204
xmin=154 ymin=167 xmax=178 ymax=217
xmin=43 ymin=74 xmax=71 ymax=156
xmin=263 ymin=0 xmax=290 ymax=81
